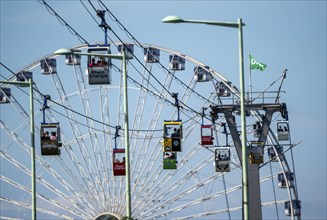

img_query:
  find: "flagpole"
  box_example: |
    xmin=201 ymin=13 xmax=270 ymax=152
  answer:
xmin=249 ymin=52 xmax=253 ymax=103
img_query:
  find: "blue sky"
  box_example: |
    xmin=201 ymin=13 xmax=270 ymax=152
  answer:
xmin=1 ymin=1 xmax=326 ymax=219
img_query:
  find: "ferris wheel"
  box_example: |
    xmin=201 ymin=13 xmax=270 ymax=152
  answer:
xmin=0 ymin=41 xmax=301 ymax=220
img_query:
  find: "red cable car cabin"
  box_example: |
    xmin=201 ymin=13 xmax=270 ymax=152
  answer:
xmin=113 ymin=149 xmax=126 ymax=176
xmin=201 ymin=125 xmax=214 ymax=146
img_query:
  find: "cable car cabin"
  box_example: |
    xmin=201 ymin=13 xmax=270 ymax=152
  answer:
xmin=40 ymin=123 xmax=62 ymax=156
xmin=277 ymin=121 xmax=289 ymax=141
xmin=113 ymin=149 xmax=126 ymax=176
xmin=216 ymin=81 xmax=231 ymax=97
xmin=194 ymin=66 xmax=212 ymax=82
xmin=118 ymin=43 xmax=134 ymax=60
xmin=65 ymin=49 xmax=81 ymax=65
xmin=278 ymin=172 xmax=295 ymax=188
xmin=163 ymin=152 xmax=177 ymax=170
xmin=169 ymin=55 xmax=185 ymax=71
xmin=40 ymin=58 xmax=57 ymax=75
xmin=268 ymin=146 xmax=284 ymax=162
xmin=249 ymin=141 xmax=264 ymax=164
xmin=16 ymin=71 xmax=33 ymax=83
xmin=285 ymin=200 xmax=301 ymax=216
xmin=215 ymin=147 xmax=230 ymax=172
xmin=201 ymin=125 xmax=214 ymax=146
xmin=144 ymin=47 xmax=160 ymax=63
xmin=163 ymin=121 xmax=182 ymax=152
xmin=87 ymin=46 xmax=111 ymax=85
xmin=253 ymin=121 xmax=262 ymax=138
xmin=0 ymin=87 xmax=11 ymax=104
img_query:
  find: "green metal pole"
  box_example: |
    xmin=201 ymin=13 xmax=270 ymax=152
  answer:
xmin=238 ymin=18 xmax=249 ymax=220
xmin=123 ymin=51 xmax=132 ymax=219
xmin=30 ymin=78 xmax=36 ymax=220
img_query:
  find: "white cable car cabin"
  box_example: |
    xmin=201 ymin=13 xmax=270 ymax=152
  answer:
xmin=277 ymin=121 xmax=289 ymax=141
xmin=169 ymin=55 xmax=185 ymax=71
xmin=40 ymin=58 xmax=57 ymax=75
xmin=87 ymin=45 xmax=111 ymax=85
xmin=249 ymin=141 xmax=264 ymax=164
xmin=215 ymin=147 xmax=230 ymax=172
xmin=113 ymin=149 xmax=126 ymax=176
xmin=40 ymin=123 xmax=62 ymax=156
xmin=216 ymin=81 xmax=231 ymax=97
xmin=163 ymin=152 xmax=177 ymax=170
xmin=285 ymin=200 xmax=301 ymax=216
xmin=163 ymin=120 xmax=182 ymax=152
xmin=65 ymin=49 xmax=81 ymax=65
xmin=144 ymin=47 xmax=160 ymax=63
xmin=278 ymin=172 xmax=295 ymax=188
xmin=267 ymin=146 xmax=284 ymax=162
xmin=0 ymin=87 xmax=11 ymax=104
xmin=16 ymin=71 xmax=33 ymax=83
xmin=193 ymin=66 xmax=212 ymax=82
xmin=201 ymin=125 xmax=214 ymax=146
xmin=118 ymin=43 xmax=134 ymax=60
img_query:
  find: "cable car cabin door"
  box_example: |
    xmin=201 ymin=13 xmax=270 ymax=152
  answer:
xmin=87 ymin=46 xmax=111 ymax=85
xmin=215 ymin=147 xmax=230 ymax=172
xmin=163 ymin=152 xmax=177 ymax=170
xmin=163 ymin=121 xmax=182 ymax=152
xmin=201 ymin=125 xmax=214 ymax=146
xmin=40 ymin=123 xmax=61 ymax=156
xmin=113 ymin=149 xmax=126 ymax=176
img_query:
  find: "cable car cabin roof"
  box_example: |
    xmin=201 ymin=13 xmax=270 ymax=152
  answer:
xmin=113 ymin=148 xmax=125 ymax=153
xmin=164 ymin=120 xmax=182 ymax=124
xmin=41 ymin=122 xmax=60 ymax=127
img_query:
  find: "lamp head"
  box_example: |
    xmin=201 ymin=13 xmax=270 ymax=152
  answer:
xmin=53 ymin=48 xmax=73 ymax=55
xmin=162 ymin=15 xmax=184 ymax=23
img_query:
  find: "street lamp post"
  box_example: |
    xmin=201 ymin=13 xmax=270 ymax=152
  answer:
xmin=53 ymin=49 xmax=131 ymax=219
xmin=162 ymin=15 xmax=249 ymax=220
xmin=0 ymin=79 xmax=36 ymax=220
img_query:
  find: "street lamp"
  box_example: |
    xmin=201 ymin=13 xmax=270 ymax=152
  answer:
xmin=54 ymin=48 xmax=131 ymax=219
xmin=162 ymin=15 xmax=249 ymax=220
xmin=0 ymin=79 xmax=36 ymax=220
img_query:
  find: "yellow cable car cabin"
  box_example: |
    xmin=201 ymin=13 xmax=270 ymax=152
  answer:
xmin=215 ymin=147 xmax=230 ymax=172
xmin=163 ymin=152 xmax=177 ymax=170
xmin=40 ymin=123 xmax=62 ymax=156
xmin=113 ymin=149 xmax=126 ymax=176
xmin=144 ymin=47 xmax=160 ymax=63
xmin=87 ymin=45 xmax=111 ymax=85
xmin=249 ymin=141 xmax=264 ymax=164
xmin=118 ymin=43 xmax=134 ymax=60
xmin=169 ymin=55 xmax=185 ymax=71
xmin=285 ymin=200 xmax=301 ymax=216
xmin=277 ymin=121 xmax=290 ymax=141
xmin=0 ymin=87 xmax=11 ymax=104
xmin=65 ymin=49 xmax=81 ymax=66
xmin=40 ymin=58 xmax=57 ymax=75
xmin=163 ymin=121 xmax=182 ymax=152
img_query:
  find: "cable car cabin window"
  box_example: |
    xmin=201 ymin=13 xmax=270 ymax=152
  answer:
xmin=169 ymin=55 xmax=185 ymax=71
xmin=163 ymin=121 xmax=182 ymax=152
xmin=285 ymin=200 xmax=301 ymax=216
xmin=0 ymin=87 xmax=11 ymax=104
xmin=144 ymin=47 xmax=160 ymax=63
xmin=163 ymin=152 xmax=177 ymax=170
xmin=65 ymin=50 xmax=81 ymax=65
xmin=16 ymin=71 xmax=33 ymax=82
xmin=194 ymin=66 xmax=212 ymax=82
xmin=249 ymin=141 xmax=264 ymax=164
xmin=278 ymin=172 xmax=295 ymax=188
xmin=87 ymin=46 xmax=111 ymax=85
xmin=201 ymin=125 xmax=214 ymax=146
xmin=113 ymin=149 xmax=126 ymax=176
xmin=40 ymin=58 xmax=57 ymax=75
xmin=215 ymin=148 xmax=230 ymax=172
xmin=268 ymin=146 xmax=284 ymax=162
xmin=277 ymin=121 xmax=289 ymax=141
xmin=118 ymin=44 xmax=134 ymax=60
xmin=216 ymin=81 xmax=231 ymax=97
xmin=40 ymin=123 xmax=61 ymax=156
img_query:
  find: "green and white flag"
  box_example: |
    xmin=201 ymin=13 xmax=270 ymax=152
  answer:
xmin=250 ymin=54 xmax=267 ymax=71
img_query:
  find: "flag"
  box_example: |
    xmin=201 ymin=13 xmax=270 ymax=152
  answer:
xmin=250 ymin=54 xmax=267 ymax=71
